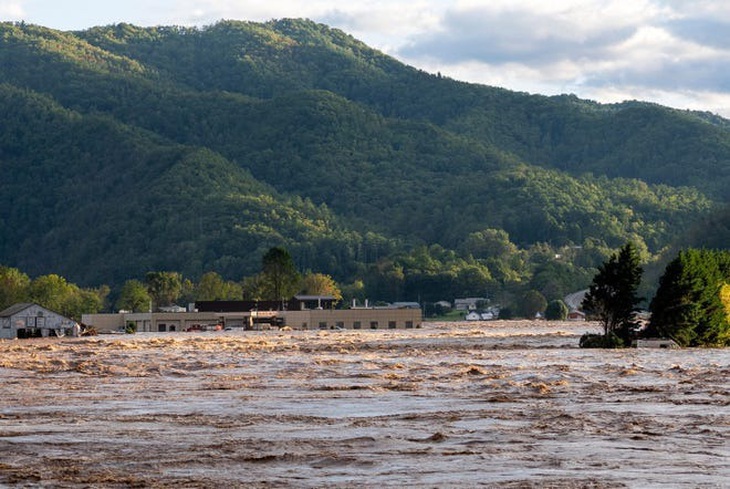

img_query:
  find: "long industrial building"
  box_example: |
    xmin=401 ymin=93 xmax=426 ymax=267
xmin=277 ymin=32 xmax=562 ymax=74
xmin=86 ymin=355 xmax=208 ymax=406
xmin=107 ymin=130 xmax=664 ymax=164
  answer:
xmin=82 ymin=296 xmax=422 ymax=333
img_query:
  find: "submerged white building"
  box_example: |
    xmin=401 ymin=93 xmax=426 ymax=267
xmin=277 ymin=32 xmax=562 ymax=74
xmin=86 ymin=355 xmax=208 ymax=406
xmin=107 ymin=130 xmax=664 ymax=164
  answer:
xmin=0 ymin=303 xmax=78 ymax=339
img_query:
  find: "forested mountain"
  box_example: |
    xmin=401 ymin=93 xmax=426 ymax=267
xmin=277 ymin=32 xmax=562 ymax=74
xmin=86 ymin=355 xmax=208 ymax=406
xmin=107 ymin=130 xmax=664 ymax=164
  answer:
xmin=0 ymin=19 xmax=728 ymax=306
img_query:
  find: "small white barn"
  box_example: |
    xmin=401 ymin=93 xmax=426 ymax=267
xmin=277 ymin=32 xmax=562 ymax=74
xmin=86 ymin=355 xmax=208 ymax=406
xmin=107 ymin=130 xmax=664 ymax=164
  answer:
xmin=0 ymin=303 xmax=78 ymax=339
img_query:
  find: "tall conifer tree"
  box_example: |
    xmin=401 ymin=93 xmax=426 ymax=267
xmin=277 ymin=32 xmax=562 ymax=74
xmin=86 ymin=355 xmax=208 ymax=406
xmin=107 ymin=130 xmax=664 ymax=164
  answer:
xmin=649 ymin=249 xmax=730 ymax=346
xmin=582 ymin=242 xmax=643 ymax=342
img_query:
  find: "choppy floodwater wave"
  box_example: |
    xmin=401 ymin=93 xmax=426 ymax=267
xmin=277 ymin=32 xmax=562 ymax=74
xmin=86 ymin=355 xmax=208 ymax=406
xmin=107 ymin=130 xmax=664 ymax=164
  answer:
xmin=0 ymin=321 xmax=727 ymax=488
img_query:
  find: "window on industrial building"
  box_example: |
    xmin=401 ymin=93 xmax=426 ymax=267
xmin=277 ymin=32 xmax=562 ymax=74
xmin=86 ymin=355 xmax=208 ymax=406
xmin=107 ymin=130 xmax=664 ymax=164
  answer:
xmin=336 ymin=321 xmax=345 ymax=329
xmin=405 ymin=321 xmax=414 ymax=329
xmin=388 ymin=321 xmax=396 ymax=329
xmin=319 ymin=322 xmax=328 ymax=330
xmin=353 ymin=321 xmax=361 ymax=330
xmin=370 ymin=321 xmax=378 ymax=329
xmin=158 ymin=324 xmax=167 ymax=332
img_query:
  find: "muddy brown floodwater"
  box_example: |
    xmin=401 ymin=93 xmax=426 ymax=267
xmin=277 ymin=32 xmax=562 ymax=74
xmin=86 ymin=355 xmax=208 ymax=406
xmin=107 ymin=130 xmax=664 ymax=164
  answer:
xmin=0 ymin=320 xmax=728 ymax=488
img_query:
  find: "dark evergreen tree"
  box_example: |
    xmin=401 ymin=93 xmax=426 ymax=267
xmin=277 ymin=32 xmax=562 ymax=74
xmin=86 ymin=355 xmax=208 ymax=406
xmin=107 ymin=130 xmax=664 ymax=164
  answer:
xmin=648 ymin=249 xmax=730 ymax=346
xmin=260 ymin=247 xmax=301 ymax=301
xmin=581 ymin=242 xmax=643 ymax=343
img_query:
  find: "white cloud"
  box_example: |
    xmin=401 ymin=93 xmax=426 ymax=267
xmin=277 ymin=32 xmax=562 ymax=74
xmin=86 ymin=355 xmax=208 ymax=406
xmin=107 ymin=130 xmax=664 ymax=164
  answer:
xmin=390 ymin=0 xmax=730 ymax=117
xmin=0 ymin=1 xmax=25 ymax=18
xmin=320 ymin=2 xmax=442 ymax=52
xmin=163 ymin=0 xmax=443 ymax=53
xmin=587 ymin=86 xmax=730 ymax=118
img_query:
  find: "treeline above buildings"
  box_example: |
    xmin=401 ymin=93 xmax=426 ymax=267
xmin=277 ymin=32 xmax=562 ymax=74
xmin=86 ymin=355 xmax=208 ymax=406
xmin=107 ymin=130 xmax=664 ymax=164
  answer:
xmin=0 ymin=242 xmax=587 ymax=319
xmin=0 ymin=243 xmax=599 ymax=321
xmin=0 ymin=247 xmax=341 ymax=320
xmin=5 ymin=243 xmax=730 ymax=348
xmin=1 ymin=20 xmax=730 ymax=305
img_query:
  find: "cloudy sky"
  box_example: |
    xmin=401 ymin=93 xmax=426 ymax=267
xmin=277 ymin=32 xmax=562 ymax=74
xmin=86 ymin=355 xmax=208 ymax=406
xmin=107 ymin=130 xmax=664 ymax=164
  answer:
xmin=3 ymin=0 xmax=730 ymax=117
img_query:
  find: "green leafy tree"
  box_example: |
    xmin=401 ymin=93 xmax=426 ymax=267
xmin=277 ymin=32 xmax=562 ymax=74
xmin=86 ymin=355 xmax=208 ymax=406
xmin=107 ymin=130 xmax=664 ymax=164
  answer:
xmin=116 ymin=279 xmax=151 ymax=312
xmin=179 ymin=278 xmax=197 ymax=306
xmin=518 ymin=289 xmax=547 ymax=318
xmin=581 ymin=242 xmax=643 ymax=343
xmin=545 ymin=299 xmax=569 ymax=320
xmin=340 ymin=279 xmax=366 ymax=305
xmin=66 ymin=286 xmax=109 ymax=319
xmin=366 ymin=259 xmax=405 ymax=301
xmin=299 ymin=273 xmax=342 ymax=303
xmin=27 ymin=274 xmax=106 ymax=320
xmin=455 ymin=264 xmax=493 ymax=298
xmin=461 ymin=228 xmax=518 ymax=260
xmin=28 ymin=274 xmax=73 ymax=313
xmin=259 ymin=247 xmax=301 ymax=301
xmin=0 ymin=266 xmax=30 ymax=310
xmin=241 ymin=274 xmax=264 ymax=301
xmin=498 ymin=306 xmax=514 ymax=320
xmin=196 ymin=271 xmax=243 ymax=301
xmin=145 ymin=271 xmax=183 ymax=310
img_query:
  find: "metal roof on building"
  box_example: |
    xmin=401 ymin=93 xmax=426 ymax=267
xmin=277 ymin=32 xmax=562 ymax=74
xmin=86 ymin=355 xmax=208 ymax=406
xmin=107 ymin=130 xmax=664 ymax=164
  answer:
xmin=0 ymin=303 xmax=35 ymax=317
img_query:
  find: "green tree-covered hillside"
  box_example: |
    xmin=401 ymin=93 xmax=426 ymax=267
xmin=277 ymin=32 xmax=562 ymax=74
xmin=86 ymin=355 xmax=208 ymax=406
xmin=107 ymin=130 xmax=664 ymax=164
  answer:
xmin=0 ymin=19 xmax=728 ymax=304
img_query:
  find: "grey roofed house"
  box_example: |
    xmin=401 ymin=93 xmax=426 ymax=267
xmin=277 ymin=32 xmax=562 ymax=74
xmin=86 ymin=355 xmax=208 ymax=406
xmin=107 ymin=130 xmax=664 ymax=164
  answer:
xmin=0 ymin=303 xmax=77 ymax=339
xmin=454 ymin=298 xmax=488 ymax=311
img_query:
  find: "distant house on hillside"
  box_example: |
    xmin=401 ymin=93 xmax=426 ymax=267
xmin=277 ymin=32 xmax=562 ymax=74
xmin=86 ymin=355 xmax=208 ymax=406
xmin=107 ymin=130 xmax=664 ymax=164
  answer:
xmin=0 ymin=303 xmax=78 ymax=339
xmin=454 ymin=298 xmax=488 ymax=311
xmin=567 ymin=310 xmax=586 ymax=321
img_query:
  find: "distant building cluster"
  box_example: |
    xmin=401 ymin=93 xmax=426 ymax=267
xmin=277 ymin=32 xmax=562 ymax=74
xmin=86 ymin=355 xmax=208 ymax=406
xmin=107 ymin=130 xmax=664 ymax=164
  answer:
xmin=81 ymin=295 xmax=422 ymax=334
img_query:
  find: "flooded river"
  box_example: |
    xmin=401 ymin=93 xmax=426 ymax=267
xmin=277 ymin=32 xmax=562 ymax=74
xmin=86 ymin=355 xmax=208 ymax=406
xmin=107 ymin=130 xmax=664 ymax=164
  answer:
xmin=0 ymin=321 xmax=727 ymax=487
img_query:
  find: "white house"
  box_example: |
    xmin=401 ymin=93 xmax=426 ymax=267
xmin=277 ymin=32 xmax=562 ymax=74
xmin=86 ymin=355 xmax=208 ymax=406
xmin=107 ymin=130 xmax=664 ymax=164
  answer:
xmin=454 ymin=298 xmax=488 ymax=311
xmin=0 ymin=303 xmax=78 ymax=339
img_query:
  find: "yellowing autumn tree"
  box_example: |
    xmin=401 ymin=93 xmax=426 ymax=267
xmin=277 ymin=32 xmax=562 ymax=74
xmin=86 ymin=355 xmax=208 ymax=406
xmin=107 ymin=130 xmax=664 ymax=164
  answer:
xmin=300 ymin=273 xmax=342 ymax=303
